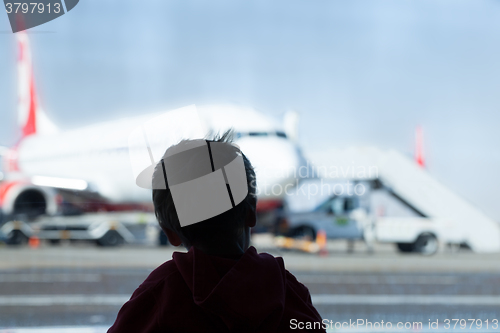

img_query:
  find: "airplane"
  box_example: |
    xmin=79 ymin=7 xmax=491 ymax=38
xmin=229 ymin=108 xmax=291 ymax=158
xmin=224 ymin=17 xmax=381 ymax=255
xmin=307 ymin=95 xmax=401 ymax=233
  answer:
xmin=0 ymin=32 xmax=307 ymax=225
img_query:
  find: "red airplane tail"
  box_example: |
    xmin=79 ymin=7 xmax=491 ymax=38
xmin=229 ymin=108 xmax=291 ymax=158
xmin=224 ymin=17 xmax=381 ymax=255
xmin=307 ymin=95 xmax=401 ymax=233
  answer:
xmin=17 ymin=32 xmax=57 ymax=140
xmin=415 ymin=125 xmax=425 ymax=168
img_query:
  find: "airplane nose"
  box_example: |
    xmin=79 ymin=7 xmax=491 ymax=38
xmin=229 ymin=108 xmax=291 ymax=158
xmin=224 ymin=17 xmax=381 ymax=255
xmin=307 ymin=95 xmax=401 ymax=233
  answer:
xmin=236 ymin=136 xmax=302 ymax=199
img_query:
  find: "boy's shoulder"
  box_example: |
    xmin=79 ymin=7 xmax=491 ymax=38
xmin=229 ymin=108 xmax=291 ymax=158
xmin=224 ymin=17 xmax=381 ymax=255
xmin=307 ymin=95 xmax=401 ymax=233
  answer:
xmin=136 ymin=246 xmax=310 ymax=301
xmin=140 ymin=258 xmax=179 ymax=289
xmin=109 ymin=247 xmax=326 ymax=333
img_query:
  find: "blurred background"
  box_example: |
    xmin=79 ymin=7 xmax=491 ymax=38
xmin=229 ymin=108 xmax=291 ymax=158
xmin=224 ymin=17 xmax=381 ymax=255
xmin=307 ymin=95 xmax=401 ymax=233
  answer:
xmin=1 ymin=0 xmax=500 ymax=332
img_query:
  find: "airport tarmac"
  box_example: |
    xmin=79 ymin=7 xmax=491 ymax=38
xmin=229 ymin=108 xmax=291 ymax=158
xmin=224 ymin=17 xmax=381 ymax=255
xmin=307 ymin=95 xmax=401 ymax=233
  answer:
xmin=1 ymin=237 xmax=499 ymax=332
xmin=1 ymin=235 xmax=500 ymax=273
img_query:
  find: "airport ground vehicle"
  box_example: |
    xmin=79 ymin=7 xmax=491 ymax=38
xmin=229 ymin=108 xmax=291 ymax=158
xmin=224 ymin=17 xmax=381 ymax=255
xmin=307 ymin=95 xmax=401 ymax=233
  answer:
xmin=279 ymin=151 xmax=500 ymax=255
xmin=277 ymin=180 xmax=373 ymax=253
xmin=375 ymin=217 xmax=456 ymax=255
xmin=279 ymin=186 xmax=452 ymax=255
xmin=292 ymin=147 xmax=500 ymax=254
xmin=0 ymin=212 xmax=159 ymax=247
xmin=282 ymin=194 xmax=364 ymax=242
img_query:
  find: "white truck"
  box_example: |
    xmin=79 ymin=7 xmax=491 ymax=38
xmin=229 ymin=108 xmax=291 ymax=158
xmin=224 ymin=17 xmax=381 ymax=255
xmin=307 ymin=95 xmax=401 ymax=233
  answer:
xmin=281 ymin=148 xmax=500 ymax=254
xmin=375 ymin=150 xmax=500 ymax=254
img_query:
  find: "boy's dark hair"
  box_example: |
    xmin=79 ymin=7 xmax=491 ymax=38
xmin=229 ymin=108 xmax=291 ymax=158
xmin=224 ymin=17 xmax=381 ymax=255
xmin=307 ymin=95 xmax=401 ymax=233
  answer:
xmin=152 ymin=130 xmax=257 ymax=249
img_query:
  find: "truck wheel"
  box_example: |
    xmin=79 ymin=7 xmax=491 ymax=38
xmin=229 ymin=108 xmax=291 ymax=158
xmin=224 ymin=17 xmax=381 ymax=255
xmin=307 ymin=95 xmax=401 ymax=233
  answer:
xmin=396 ymin=242 xmax=414 ymax=252
xmin=48 ymin=239 xmax=61 ymax=245
xmin=413 ymin=233 xmax=438 ymax=255
xmin=292 ymin=226 xmax=316 ymax=241
xmin=6 ymin=230 xmax=29 ymax=246
xmin=96 ymin=230 xmax=124 ymax=247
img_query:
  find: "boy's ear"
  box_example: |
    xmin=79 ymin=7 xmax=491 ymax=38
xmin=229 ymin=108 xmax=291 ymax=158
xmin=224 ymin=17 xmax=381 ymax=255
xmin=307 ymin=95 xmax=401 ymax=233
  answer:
xmin=163 ymin=228 xmax=183 ymax=246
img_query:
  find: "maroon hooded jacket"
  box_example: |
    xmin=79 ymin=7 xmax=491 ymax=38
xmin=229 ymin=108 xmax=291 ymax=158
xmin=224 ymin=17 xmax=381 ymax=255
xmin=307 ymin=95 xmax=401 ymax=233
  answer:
xmin=108 ymin=246 xmax=326 ymax=332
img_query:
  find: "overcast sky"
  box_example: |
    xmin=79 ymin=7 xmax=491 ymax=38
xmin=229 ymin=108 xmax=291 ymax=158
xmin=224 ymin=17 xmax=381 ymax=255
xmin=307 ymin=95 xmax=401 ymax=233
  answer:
xmin=1 ymin=0 xmax=500 ymax=219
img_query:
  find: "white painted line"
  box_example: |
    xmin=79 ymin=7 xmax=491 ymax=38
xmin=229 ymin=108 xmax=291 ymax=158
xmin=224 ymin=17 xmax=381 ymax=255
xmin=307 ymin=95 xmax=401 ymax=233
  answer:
xmin=297 ymin=275 xmax=459 ymax=285
xmin=312 ymin=294 xmax=500 ymax=305
xmin=0 ymin=295 xmax=129 ymax=306
xmin=0 ymin=326 xmax=491 ymax=333
xmin=0 ymin=274 xmax=101 ymax=283
xmin=0 ymin=326 xmax=108 ymax=333
xmin=2 ymin=294 xmax=499 ymax=307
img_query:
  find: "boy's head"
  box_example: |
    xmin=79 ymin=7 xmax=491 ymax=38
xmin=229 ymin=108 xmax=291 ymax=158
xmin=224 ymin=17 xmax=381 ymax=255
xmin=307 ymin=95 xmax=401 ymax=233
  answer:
xmin=152 ymin=131 xmax=257 ymax=257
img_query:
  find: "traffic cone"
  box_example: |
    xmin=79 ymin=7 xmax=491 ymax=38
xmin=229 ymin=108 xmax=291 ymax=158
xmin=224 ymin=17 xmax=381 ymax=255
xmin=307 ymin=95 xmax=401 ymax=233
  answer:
xmin=28 ymin=236 xmax=40 ymax=248
xmin=316 ymin=229 xmax=328 ymax=256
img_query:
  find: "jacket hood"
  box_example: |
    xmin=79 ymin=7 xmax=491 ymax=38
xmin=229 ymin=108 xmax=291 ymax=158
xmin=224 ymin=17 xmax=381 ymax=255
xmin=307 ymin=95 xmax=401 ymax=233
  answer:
xmin=173 ymin=246 xmax=286 ymax=331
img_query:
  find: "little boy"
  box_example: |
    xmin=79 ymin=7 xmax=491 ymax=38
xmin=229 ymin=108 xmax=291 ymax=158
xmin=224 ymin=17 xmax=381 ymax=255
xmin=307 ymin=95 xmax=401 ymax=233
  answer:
xmin=108 ymin=132 xmax=326 ymax=332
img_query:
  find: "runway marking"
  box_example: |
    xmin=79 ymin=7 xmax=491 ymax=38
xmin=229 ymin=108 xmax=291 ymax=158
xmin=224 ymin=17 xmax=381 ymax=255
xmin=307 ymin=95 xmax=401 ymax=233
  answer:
xmin=0 ymin=326 xmax=108 ymax=333
xmin=297 ymin=275 xmax=459 ymax=285
xmin=312 ymin=294 xmax=500 ymax=305
xmin=0 ymin=295 xmax=129 ymax=306
xmin=0 ymin=274 xmax=101 ymax=283
xmin=2 ymin=294 xmax=500 ymax=306
xmin=0 ymin=325 xmax=494 ymax=333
